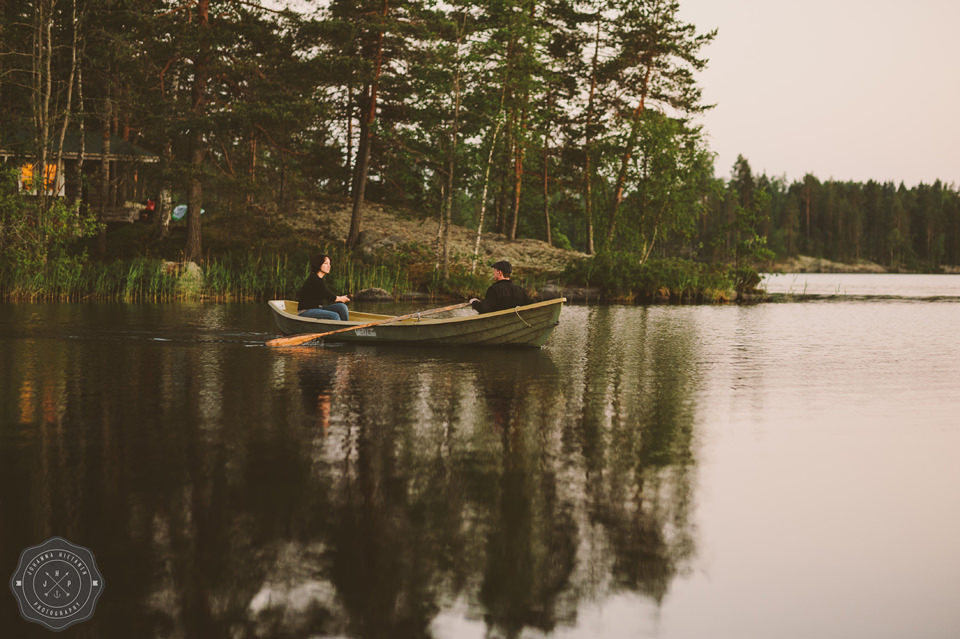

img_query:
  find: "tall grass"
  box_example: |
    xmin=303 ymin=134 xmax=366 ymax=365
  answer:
xmin=1 ymin=250 xmax=749 ymax=304
xmin=3 ymin=255 xmax=89 ymax=301
xmin=0 ymin=251 xmax=420 ymax=302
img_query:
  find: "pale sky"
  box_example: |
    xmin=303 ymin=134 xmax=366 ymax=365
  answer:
xmin=677 ymin=0 xmax=960 ymax=187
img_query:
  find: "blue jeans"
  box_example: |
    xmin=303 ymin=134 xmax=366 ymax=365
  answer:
xmin=298 ymin=303 xmax=349 ymax=321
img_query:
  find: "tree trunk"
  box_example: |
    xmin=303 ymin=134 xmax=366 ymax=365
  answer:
xmin=508 ymin=99 xmax=528 ymax=241
xmin=35 ymin=0 xmax=53 ymax=215
xmin=439 ymin=23 xmax=464 ymax=280
xmin=349 ymin=97 xmax=373 ymax=249
xmin=184 ymin=0 xmax=210 ymax=263
xmin=184 ymin=132 xmax=204 ymax=262
xmin=640 ymin=224 xmax=658 ymax=265
xmin=155 ymin=141 xmax=173 ymax=238
xmin=247 ymin=133 xmax=256 ymax=205
xmin=509 ymin=137 xmax=521 ymax=240
xmin=542 ymin=136 xmax=551 ymax=246
xmin=472 ymin=115 xmax=503 ymax=273
xmin=74 ymin=26 xmax=86 ymax=215
xmin=54 ymin=0 xmax=79 ymax=204
xmin=583 ymin=17 xmax=601 ymax=256
xmin=607 ymin=60 xmax=653 ymax=246
xmin=540 ymin=87 xmax=554 ymax=247
xmin=97 ymin=109 xmax=110 ymax=257
xmin=348 ymin=0 xmax=388 ymax=249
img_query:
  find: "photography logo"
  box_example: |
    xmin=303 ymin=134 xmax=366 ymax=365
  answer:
xmin=9 ymin=536 xmax=105 ymax=631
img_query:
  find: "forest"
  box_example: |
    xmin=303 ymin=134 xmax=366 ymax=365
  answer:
xmin=1 ymin=0 xmax=958 ymax=301
xmin=715 ymin=157 xmax=960 ymax=272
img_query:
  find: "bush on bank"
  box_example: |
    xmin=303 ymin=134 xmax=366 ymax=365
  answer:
xmin=560 ymin=253 xmax=747 ymax=303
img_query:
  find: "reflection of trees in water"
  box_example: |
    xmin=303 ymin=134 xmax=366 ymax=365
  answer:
xmin=326 ymin=353 xmax=450 ymax=638
xmin=251 ymin=348 xmax=583 ymax=639
xmin=475 ymin=354 xmax=578 ymax=639
xmin=298 ymin=329 xmax=698 ymax=638
xmin=574 ymin=308 xmax=699 ymax=604
xmin=1 ymin=306 xmax=701 ymax=638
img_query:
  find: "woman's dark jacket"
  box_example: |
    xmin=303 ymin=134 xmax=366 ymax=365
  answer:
xmin=297 ymin=273 xmax=338 ymax=311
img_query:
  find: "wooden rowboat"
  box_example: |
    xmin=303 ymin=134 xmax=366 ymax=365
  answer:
xmin=267 ymin=298 xmax=566 ymax=347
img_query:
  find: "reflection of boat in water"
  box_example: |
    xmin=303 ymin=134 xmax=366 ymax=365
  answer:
xmin=267 ymin=298 xmax=565 ymax=347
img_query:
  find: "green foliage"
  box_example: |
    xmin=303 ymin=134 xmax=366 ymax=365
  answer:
xmin=561 ymin=253 xmax=736 ymax=303
xmin=1 ymin=0 xmax=720 ymax=274
xmin=552 ymin=229 xmax=573 ymax=251
xmin=728 ymin=189 xmax=775 ymax=285
xmin=611 ymin=111 xmax=713 ymax=257
xmin=0 ymin=167 xmax=101 ymax=297
xmin=695 ymin=163 xmax=960 ymax=271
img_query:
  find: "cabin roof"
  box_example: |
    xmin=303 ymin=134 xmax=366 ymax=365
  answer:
xmin=0 ymin=131 xmax=159 ymax=162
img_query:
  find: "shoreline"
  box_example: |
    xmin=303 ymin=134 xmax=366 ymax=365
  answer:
xmin=770 ymin=255 xmax=960 ymax=274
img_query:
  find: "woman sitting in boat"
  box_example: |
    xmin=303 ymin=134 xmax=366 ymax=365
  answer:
xmin=297 ymin=254 xmax=350 ymax=321
xmin=469 ymin=260 xmax=530 ymax=313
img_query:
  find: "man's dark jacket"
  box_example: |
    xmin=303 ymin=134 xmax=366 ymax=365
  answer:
xmin=471 ymin=279 xmax=530 ymax=313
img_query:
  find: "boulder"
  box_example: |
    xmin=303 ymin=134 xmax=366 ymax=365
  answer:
xmin=353 ymin=287 xmax=393 ymax=301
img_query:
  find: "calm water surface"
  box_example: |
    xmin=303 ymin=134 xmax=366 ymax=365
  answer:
xmin=2 ymin=283 xmax=959 ymax=638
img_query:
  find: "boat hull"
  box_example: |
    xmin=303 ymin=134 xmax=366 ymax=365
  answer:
xmin=268 ymin=298 xmax=565 ymax=347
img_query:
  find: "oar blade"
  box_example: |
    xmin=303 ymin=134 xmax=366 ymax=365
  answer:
xmin=266 ymin=333 xmax=322 ymax=347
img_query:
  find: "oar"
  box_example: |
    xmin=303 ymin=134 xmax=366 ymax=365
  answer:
xmin=266 ymin=301 xmax=472 ymax=347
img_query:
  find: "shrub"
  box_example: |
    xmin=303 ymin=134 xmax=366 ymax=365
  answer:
xmin=0 ymin=167 xmax=102 ymax=299
xmin=561 ymin=253 xmax=743 ymax=303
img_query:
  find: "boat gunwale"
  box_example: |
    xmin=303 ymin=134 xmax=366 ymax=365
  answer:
xmin=268 ymin=298 xmax=566 ymax=328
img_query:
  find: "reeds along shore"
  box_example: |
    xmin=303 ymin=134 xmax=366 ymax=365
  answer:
xmin=0 ymin=253 xmax=748 ymax=305
xmin=0 ymin=253 xmax=420 ymax=303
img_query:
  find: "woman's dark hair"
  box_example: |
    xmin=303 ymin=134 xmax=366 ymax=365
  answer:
xmin=310 ymin=254 xmax=330 ymax=273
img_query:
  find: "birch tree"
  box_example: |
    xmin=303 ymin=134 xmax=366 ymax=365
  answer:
xmin=600 ymin=0 xmax=714 ymax=250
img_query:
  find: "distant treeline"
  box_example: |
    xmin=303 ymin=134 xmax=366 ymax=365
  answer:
xmin=697 ymin=157 xmax=960 ymax=270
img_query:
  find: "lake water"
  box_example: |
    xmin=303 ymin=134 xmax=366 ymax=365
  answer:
xmin=2 ymin=276 xmax=959 ymax=638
